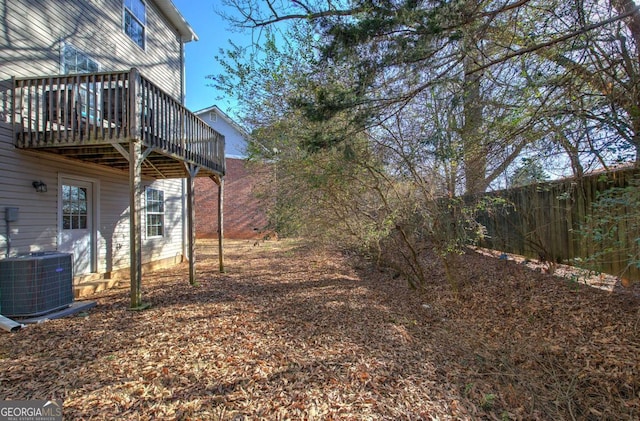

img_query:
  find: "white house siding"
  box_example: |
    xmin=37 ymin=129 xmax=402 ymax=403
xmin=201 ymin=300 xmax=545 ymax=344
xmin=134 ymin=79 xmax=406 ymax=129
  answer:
xmin=1 ymin=0 xmax=183 ymax=97
xmin=0 ymin=0 xmax=190 ymax=277
xmin=97 ymin=176 xmax=184 ymax=273
xmin=0 ymin=126 xmax=185 ymax=275
xmin=0 ymin=122 xmax=59 ymax=255
xmin=197 ymin=109 xmax=248 ymax=158
xmin=141 ymin=178 xmax=184 ymax=264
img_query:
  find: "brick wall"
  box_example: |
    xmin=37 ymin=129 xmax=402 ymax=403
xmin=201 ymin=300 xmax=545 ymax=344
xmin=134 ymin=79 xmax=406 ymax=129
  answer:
xmin=195 ymin=158 xmax=271 ymax=239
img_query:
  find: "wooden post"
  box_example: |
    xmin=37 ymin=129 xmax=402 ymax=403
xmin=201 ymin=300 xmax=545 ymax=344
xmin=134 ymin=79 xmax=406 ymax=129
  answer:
xmin=186 ymin=164 xmax=199 ymax=285
xmin=210 ymin=175 xmax=225 ymax=273
xmin=10 ymin=77 xmax=16 ymax=143
xmin=218 ymin=177 xmax=225 ymax=273
xmin=128 ymin=67 xmax=147 ymax=310
xmin=129 ymin=139 xmax=143 ymax=309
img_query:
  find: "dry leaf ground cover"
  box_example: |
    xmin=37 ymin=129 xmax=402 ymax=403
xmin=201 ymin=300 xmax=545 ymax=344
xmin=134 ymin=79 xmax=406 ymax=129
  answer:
xmin=0 ymin=239 xmax=639 ymax=420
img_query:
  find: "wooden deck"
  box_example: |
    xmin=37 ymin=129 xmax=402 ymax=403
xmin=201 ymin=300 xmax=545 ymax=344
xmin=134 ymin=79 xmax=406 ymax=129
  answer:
xmin=12 ymin=69 xmax=225 ymax=178
xmin=9 ymin=69 xmax=226 ymax=308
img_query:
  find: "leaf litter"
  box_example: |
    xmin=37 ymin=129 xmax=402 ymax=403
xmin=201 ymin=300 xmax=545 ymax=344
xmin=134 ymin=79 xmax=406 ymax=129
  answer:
xmin=0 ymin=239 xmax=638 ymax=420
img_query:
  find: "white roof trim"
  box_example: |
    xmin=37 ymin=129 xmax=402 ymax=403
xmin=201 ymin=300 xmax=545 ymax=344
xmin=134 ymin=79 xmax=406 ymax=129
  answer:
xmin=194 ymin=105 xmax=250 ymax=138
xmin=154 ymin=0 xmax=198 ymax=42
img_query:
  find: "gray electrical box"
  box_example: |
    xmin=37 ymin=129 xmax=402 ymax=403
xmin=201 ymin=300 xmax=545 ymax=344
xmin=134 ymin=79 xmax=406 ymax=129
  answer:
xmin=5 ymin=207 xmax=18 ymax=222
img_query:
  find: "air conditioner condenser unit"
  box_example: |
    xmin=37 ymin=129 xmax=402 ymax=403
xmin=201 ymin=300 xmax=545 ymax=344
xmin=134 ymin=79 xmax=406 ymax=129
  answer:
xmin=0 ymin=252 xmax=73 ymax=317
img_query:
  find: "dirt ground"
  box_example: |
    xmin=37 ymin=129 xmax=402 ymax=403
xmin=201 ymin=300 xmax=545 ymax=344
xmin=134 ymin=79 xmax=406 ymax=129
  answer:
xmin=0 ymin=239 xmax=638 ymax=420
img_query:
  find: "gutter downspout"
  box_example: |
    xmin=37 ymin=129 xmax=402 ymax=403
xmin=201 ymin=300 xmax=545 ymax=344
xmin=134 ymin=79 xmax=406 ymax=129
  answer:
xmin=0 ymin=314 xmax=22 ymax=332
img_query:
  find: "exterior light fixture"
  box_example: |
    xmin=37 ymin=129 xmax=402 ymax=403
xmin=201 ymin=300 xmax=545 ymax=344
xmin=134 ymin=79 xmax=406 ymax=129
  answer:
xmin=32 ymin=181 xmax=47 ymax=193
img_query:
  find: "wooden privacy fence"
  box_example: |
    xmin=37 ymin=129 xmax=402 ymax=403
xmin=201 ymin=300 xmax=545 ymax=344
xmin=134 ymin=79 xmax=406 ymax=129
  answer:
xmin=473 ymin=166 xmax=640 ymax=280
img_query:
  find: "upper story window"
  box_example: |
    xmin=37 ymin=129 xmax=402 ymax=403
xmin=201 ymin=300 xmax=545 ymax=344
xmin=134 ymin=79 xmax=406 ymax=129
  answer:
xmin=124 ymin=0 xmax=146 ymax=49
xmin=62 ymin=44 xmax=100 ymax=74
xmin=60 ymin=44 xmax=101 ymax=122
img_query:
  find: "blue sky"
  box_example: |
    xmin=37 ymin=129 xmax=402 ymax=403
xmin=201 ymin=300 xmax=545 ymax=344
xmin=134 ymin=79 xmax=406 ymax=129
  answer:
xmin=172 ymin=0 xmax=247 ymax=117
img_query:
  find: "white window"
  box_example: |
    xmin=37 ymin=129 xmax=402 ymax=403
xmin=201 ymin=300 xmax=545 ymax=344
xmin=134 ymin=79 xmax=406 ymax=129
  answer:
xmin=145 ymin=187 xmax=164 ymax=237
xmin=124 ymin=0 xmax=146 ymax=49
xmin=209 ymin=111 xmax=218 ymax=122
xmin=62 ymin=44 xmax=100 ymax=74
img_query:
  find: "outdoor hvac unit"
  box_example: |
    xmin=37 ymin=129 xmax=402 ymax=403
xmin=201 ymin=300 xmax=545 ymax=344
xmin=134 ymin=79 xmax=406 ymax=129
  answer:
xmin=0 ymin=252 xmax=73 ymax=317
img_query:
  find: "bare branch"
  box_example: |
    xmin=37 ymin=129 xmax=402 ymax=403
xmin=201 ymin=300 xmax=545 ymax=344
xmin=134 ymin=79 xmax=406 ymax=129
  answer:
xmin=248 ymin=5 xmax=367 ymax=28
xmin=467 ymin=6 xmax=640 ymax=76
xmin=481 ymin=0 xmax=534 ymax=19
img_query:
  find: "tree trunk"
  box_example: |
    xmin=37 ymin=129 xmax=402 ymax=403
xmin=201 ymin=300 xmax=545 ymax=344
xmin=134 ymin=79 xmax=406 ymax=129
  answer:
xmin=611 ymin=0 xmax=640 ymax=163
xmin=462 ymin=50 xmax=487 ymax=194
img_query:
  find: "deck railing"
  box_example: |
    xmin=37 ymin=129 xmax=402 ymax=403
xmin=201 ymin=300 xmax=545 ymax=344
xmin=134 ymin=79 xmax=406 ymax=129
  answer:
xmin=12 ymin=69 xmax=224 ymax=173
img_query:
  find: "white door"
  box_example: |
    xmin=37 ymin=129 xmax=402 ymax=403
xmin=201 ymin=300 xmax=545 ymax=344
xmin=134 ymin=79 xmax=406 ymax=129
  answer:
xmin=59 ymin=179 xmax=94 ymax=275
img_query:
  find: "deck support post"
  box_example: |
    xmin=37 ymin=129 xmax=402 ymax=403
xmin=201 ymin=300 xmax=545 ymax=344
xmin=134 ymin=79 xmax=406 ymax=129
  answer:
xmin=128 ymin=67 xmax=148 ymax=310
xmin=210 ymin=175 xmax=225 ymax=273
xmin=209 ymin=175 xmax=224 ymax=273
xmin=10 ymin=77 xmax=16 ymax=143
xmin=185 ymin=164 xmax=200 ymax=285
xmin=219 ymin=178 xmax=225 ymax=273
xmin=129 ymin=139 xmax=143 ymax=309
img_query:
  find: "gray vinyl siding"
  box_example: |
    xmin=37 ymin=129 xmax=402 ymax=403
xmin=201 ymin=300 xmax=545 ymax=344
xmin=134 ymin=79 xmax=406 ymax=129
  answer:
xmin=0 ymin=125 xmax=185 ymax=272
xmin=0 ymin=0 xmax=183 ymax=98
xmin=0 ymin=124 xmax=59 ymax=255
xmin=0 ymin=0 xmax=189 ymax=274
xmin=142 ymin=178 xmax=184 ymax=263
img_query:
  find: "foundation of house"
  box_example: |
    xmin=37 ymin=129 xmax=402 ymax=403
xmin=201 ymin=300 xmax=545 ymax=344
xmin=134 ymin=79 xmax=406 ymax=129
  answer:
xmin=73 ymin=254 xmax=185 ymax=298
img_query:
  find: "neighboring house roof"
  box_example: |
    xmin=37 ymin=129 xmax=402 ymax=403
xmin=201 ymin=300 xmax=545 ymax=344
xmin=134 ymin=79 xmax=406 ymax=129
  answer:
xmin=156 ymin=0 xmax=198 ymax=42
xmin=194 ymin=105 xmax=250 ymax=138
